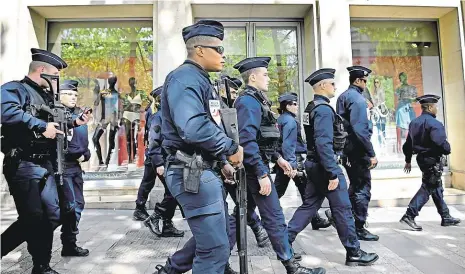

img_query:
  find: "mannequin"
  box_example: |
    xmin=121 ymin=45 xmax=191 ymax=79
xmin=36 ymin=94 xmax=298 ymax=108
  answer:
xmin=92 ymin=75 xmax=121 ymax=166
xmin=121 ymin=77 xmax=148 ymax=163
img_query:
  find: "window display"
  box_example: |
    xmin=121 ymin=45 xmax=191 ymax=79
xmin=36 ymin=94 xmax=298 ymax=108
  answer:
xmin=48 ymin=21 xmax=154 ymax=173
xmin=351 ymin=20 xmax=444 ymax=168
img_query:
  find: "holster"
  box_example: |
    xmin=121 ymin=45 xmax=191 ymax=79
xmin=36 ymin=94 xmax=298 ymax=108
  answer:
xmin=424 ymin=159 xmax=444 ymax=188
xmin=175 ymin=151 xmax=203 ymax=194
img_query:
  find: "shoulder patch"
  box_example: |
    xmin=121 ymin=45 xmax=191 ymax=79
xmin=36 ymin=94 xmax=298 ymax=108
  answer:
xmin=302 ymin=112 xmax=310 ymax=125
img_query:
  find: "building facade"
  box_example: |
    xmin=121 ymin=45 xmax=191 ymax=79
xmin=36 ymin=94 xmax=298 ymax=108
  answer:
xmin=2 ymin=0 xmax=465 ymax=193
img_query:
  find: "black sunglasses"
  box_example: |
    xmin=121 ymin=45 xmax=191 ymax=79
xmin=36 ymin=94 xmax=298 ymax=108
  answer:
xmin=194 ymin=45 xmax=224 ymax=54
xmin=359 ymin=78 xmax=367 ymax=83
xmin=289 ymin=102 xmax=298 ymax=106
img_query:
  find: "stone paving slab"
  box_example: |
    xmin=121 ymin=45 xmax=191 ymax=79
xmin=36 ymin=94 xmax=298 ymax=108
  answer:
xmin=1 ymin=206 xmax=465 ymax=274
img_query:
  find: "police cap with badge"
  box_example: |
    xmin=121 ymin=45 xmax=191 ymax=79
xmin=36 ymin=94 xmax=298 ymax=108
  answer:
xmin=31 ymin=48 xmax=68 ymax=70
xmin=182 ymin=19 xmax=225 ymax=43
xmin=60 ymin=80 xmax=78 ymax=92
xmin=305 ymin=68 xmax=336 ymax=86
xmin=347 ymin=65 xmax=371 ymax=78
xmin=415 ymin=94 xmax=441 ymax=104
xmin=278 ymin=92 xmax=298 ymax=103
xmin=225 ymin=76 xmax=243 ymax=90
xmin=233 ymin=57 xmax=271 ymax=74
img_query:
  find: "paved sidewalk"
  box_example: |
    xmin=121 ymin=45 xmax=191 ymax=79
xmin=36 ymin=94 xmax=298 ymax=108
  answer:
xmin=1 ymin=204 xmax=465 ymax=274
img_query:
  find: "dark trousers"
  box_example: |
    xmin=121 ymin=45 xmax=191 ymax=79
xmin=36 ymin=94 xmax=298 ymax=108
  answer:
xmin=135 ymin=159 xmax=180 ymax=219
xmin=344 ymin=156 xmax=372 ymax=227
xmin=1 ymin=160 xmax=60 ymax=265
xmin=274 ymin=167 xmax=307 ymax=199
xmin=407 ymin=162 xmax=449 ymax=218
xmin=60 ymin=162 xmax=85 ymax=246
xmin=288 ymin=161 xmax=360 ymax=254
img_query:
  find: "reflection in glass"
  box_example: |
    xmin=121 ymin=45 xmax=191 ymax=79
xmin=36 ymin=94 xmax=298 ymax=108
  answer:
xmin=351 ymin=20 xmax=443 ymax=169
xmin=48 ymin=21 xmax=154 ymax=173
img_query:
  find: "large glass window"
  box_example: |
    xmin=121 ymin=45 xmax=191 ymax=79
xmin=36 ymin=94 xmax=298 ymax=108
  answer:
xmin=48 ymin=21 xmax=154 ymax=173
xmin=351 ymin=20 xmax=444 ymax=169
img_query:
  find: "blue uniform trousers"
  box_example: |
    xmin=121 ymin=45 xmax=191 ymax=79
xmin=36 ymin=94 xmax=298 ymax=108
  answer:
xmin=407 ymin=162 xmax=449 ymax=218
xmin=288 ymin=161 xmax=360 ymax=254
xmin=229 ymin=166 xmax=293 ymax=261
xmin=60 ymin=161 xmax=85 ymax=246
xmin=343 ymin=156 xmax=372 ymax=227
xmin=164 ymin=165 xmax=230 ymax=274
xmin=1 ymin=160 xmax=60 ymax=265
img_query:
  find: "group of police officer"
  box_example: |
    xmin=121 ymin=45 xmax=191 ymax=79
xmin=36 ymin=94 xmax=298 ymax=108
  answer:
xmin=0 ymin=18 xmax=460 ymax=274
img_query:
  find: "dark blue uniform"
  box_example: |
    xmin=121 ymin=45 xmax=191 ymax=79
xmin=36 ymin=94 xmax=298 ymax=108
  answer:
xmin=155 ymin=20 xmax=239 ymax=274
xmin=0 ymin=49 xmax=68 ymax=272
xmin=60 ymin=108 xmax=90 ymax=250
xmin=401 ymin=99 xmax=459 ymax=227
xmin=336 ymin=85 xmax=375 ymax=228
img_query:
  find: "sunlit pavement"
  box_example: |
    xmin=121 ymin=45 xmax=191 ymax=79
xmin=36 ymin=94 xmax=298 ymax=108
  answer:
xmin=1 ymin=204 xmax=465 ymax=274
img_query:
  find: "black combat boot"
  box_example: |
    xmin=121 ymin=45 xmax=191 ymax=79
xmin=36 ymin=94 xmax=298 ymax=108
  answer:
xmin=345 ymin=249 xmax=379 ymax=266
xmin=224 ymin=262 xmax=238 ymax=274
xmin=324 ymin=209 xmax=336 ymax=228
xmin=356 ymin=222 xmax=379 ymax=241
xmin=144 ymin=211 xmax=162 ymax=236
xmin=31 ymin=264 xmax=60 ymax=274
xmin=311 ymin=212 xmax=331 ymax=230
xmin=400 ymin=214 xmax=422 ymax=231
xmin=281 ymin=258 xmax=326 ymax=274
xmin=441 ymin=214 xmax=461 ymax=227
xmin=251 ymin=224 xmax=269 ymax=247
xmin=61 ymin=244 xmax=89 ymax=257
xmin=162 ymin=220 xmax=184 ymax=237
xmin=133 ymin=204 xmax=150 ymax=221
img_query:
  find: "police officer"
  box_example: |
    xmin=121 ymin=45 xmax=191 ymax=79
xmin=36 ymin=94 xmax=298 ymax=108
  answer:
xmin=58 ymin=80 xmax=91 ymax=257
xmin=400 ymin=94 xmax=461 ymax=231
xmin=287 ymin=69 xmax=379 ymax=266
xmin=275 ymin=92 xmax=330 ymax=230
xmin=1 ymin=48 xmax=89 ymax=274
xmin=139 ymin=87 xmax=184 ymax=237
xmin=231 ymin=56 xmax=325 ymax=274
xmin=336 ymin=65 xmax=379 ymax=241
xmin=154 ymin=20 xmax=244 ymax=274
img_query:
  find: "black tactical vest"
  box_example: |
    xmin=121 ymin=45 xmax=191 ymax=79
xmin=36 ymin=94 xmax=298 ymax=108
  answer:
xmin=239 ymin=89 xmax=280 ymax=154
xmin=303 ymin=100 xmax=348 ymax=156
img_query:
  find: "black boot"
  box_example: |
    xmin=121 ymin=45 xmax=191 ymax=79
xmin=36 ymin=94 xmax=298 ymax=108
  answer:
xmin=441 ymin=215 xmax=461 ymax=227
xmin=356 ymin=223 xmax=379 ymax=241
xmin=154 ymin=261 xmax=180 ymax=274
xmin=281 ymin=258 xmax=326 ymax=274
xmin=61 ymin=244 xmax=89 ymax=257
xmin=311 ymin=212 xmax=331 ymax=230
xmin=400 ymin=214 xmax=422 ymax=231
xmin=162 ymin=220 xmax=184 ymax=237
xmin=345 ymin=249 xmax=379 ymax=266
xmin=251 ymin=224 xmax=269 ymax=247
xmin=224 ymin=263 xmax=238 ymax=274
xmin=144 ymin=212 xmax=162 ymax=236
xmin=324 ymin=209 xmax=336 ymax=228
xmin=133 ymin=204 xmax=150 ymax=221
xmin=31 ymin=264 xmax=60 ymax=274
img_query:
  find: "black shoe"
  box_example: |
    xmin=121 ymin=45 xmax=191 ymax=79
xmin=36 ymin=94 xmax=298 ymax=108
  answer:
xmin=294 ymin=252 xmax=302 ymax=262
xmin=31 ymin=264 xmax=60 ymax=274
xmin=154 ymin=263 xmax=180 ymax=274
xmin=162 ymin=220 xmax=184 ymax=237
xmin=311 ymin=213 xmax=331 ymax=230
xmin=400 ymin=214 xmax=422 ymax=231
xmin=345 ymin=249 xmax=379 ymax=266
xmin=324 ymin=209 xmax=336 ymax=229
xmin=251 ymin=225 xmax=270 ymax=247
xmin=356 ymin=228 xmax=379 ymax=241
xmin=441 ymin=215 xmax=461 ymax=227
xmin=282 ymin=258 xmax=326 ymax=274
xmin=61 ymin=245 xmax=89 ymax=257
xmin=145 ymin=212 xmax=162 ymax=236
xmin=224 ymin=263 xmax=238 ymax=274
xmin=133 ymin=205 xmax=150 ymax=221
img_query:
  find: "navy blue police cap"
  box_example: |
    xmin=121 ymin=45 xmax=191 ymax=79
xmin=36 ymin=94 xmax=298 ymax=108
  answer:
xmin=278 ymin=92 xmax=298 ymax=103
xmin=225 ymin=76 xmax=243 ymax=90
xmin=59 ymin=80 xmax=78 ymax=91
xmin=347 ymin=65 xmax=371 ymax=78
xmin=31 ymin=48 xmax=68 ymax=70
xmin=182 ymin=20 xmax=224 ymax=43
xmin=233 ymin=57 xmax=271 ymax=74
xmin=415 ymin=94 xmax=440 ymax=104
xmin=305 ymin=68 xmax=336 ymax=86
xmin=150 ymin=86 xmax=163 ymax=98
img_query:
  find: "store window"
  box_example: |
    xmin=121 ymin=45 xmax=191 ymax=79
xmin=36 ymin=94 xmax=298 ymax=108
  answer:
xmin=48 ymin=21 xmax=154 ymax=173
xmin=351 ymin=20 xmax=444 ymax=168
